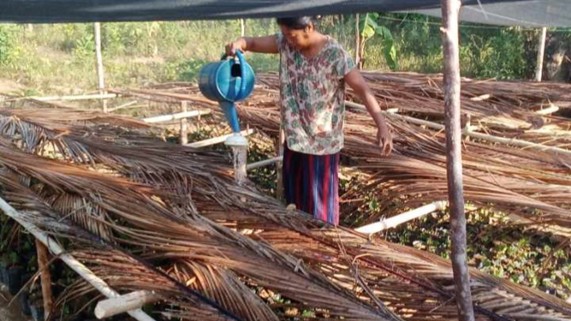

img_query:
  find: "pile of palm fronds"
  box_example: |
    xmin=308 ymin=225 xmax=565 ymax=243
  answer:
xmin=0 ymin=103 xmax=570 ymax=321
xmin=244 ymin=73 xmax=571 ymax=226
xmin=127 ymin=72 xmax=571 ymax=228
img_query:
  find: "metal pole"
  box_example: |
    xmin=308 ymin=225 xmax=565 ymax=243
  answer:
xmin=535 ymin=27 xmax=547 ymax=82
xmin=94 ymin=22 xmax=108 ymax=113
xmin=440 ymin=0 xmax=475 ymax=320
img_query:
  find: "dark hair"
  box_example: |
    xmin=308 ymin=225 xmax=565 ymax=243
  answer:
xmin=276 ymin=16 xmax=321 ymax=30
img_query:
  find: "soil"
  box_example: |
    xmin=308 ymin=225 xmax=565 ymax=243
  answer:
xmin=0 ymin=284 xmax=30 ymax=321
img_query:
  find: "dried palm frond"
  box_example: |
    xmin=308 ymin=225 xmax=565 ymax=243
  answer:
xmin=0 ymin=105 xmax=569 ymax=320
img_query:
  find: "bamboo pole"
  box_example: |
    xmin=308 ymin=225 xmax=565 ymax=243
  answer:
xmin=95 ymin=290 xmax=160 ymax=319
xmin=142 ymin=110 xmax=210 ymax=123
xmin=94 ymin=22 xmax=107 ymax=113
xmin=180 ymin=101 xmax=189 ymax=145
xmin=0 ymin=197 xmax=156 ymax=321
xmin=355 ymin=201 xmax=448 ymax=234
xmin=535 ymin=27 xmax=548 ymax=82
xmin=36 ymin=239 xmax=53 ymax=320
xmin=345 ymin=100 xmax=571 ymax=156
xmin=441 ymin=0 xmax=475 ymax=320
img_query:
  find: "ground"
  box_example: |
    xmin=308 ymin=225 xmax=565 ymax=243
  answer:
xmin=0 ymin=78 xmax=24 ymax=96
xmin=0 ymin=284 xmax=29 ymax=321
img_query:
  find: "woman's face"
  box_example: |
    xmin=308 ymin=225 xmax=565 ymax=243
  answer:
xmin=280 ymin=24 xmax=313 ymax=50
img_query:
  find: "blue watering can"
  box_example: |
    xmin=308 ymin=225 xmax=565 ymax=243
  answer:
xmin=198 ymin=51 xmax=255 ymax=147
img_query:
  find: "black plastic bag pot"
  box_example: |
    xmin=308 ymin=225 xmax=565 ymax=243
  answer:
xmin=30 ymin=304 xmax=44 ymax=321
xmin=7 ymin=265 xmax=23 ymax=295
xmin=19 ymin=292 xmax=31 ymax=316
xmin=0 ymin=264 xmax=7 ymax=284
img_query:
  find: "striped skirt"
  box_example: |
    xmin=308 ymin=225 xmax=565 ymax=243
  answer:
xmin=282 ymin=144 xmax=340 ymax=225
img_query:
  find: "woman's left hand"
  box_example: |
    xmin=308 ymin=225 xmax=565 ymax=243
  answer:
xmin=376 ymin=124 xmax=393 ymax=156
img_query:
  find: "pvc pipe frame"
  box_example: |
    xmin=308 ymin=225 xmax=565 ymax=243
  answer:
xmin=246 ymin=156 xmax=283 ymax=171
xmin=0 ymin=197 xmax=156 ymax=321
xmin=185 ymin=129 xmax=255 ymax=148
xmin=142 ymin=110 xmax=211 ymax=123
xmin=355 ymin=201 xmax=448 ymax=234
xmin=95 ymin=290 xmax=160 ymax=319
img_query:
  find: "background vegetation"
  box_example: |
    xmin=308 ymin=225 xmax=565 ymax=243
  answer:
xmin=0 ymin=14 xmax=568 ymax=95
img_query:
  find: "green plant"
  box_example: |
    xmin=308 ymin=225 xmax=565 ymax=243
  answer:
xmin=0 ymin=24 xmax=18 ymax=66
xmin=358 ymin=13 xmax=397 ymax=70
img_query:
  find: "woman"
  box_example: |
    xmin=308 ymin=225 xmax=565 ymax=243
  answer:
xmin=226 ymin=16 xmax=392 ymax=226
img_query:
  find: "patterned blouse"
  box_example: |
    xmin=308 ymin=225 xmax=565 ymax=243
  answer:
xmin=277 ymin=32 xmax=355 ymax=155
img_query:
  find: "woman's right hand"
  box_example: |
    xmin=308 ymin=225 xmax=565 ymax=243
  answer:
xmin=225 ymin=38 xmax=247 ymax=56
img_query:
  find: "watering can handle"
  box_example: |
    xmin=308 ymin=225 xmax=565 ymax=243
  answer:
xmin=221 ymin=51 xmax=247 ymax=99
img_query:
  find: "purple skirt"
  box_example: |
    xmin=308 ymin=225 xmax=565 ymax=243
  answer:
xmin=282 ymin=144 xmax=340 ymax=225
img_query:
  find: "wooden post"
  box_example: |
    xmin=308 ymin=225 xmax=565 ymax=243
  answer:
xmin=94 ymin=22 xmax=108 ymax=113
xmin=535 ymin=27 xmax=547 ymax=82
xmin=36 ymin=240 xmax=53 ymax=320
xmin=355 ymin=14 xmax=361 ymax=69
xmin=440 ymin=0 xmax=475 ymax=321
xmin=180 ymin=101 xmax=189 ymax=145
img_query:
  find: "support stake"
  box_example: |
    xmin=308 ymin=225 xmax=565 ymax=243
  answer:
xmin=441 ymin=0 xmax=476 ymax=320
xmin=36 ymin=240 xmax=53 ymax=320
xmin=180 ymin=101 xmax=189 ymax=145
xmin=535 ymin=27 xmax=548 ymax=82
xmin=94 ymin=22 xmax=107 ymax=113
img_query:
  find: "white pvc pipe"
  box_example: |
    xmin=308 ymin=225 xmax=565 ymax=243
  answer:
xmin=246 ymin=156 xmax=283 ymax=171
xmin=0 ymin=197 xmax=156 ymax=321
xmin=535 ymin=103 xmax=559 ymax=116
xmin=95 ymin=290 xmax=159 ymax=319
xmin=355 ymin=201 xmax=448 ymax=234
xmin=143 ymin=110 xmax=210 ymax=123
xmin=29 ymin=93 xmax=118 ymax=102
xmin=185 ymin=129 xmax=255 ymax=148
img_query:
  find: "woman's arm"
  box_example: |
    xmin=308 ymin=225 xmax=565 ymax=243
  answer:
xmin=344 ymin=69 xmax=393 ymax=156
xmin=226 ymin=35 xmax=279 ymax=55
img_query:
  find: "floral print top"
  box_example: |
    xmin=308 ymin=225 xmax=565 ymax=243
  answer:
xmin=277 ymin=32 xmax=355 ymax=155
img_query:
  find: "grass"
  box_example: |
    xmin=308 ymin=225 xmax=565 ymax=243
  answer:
xmin=0 ymin=14 xmax=546 ymax=95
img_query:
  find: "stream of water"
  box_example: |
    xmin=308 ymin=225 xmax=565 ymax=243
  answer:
xmin=231 ymin=146 xmax=247 ymax=185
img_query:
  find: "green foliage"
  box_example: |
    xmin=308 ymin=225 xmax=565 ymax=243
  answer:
xmin=384 ymin=207 xmax=571 ymax=300
xmin=373 ymin=13 xmax=537 ymax=79
xmin=359 ymin=13 xmax=397 ymax=70
xmin=0 ymin=24 xmax=19 ymax=66
xmin=0 ymin=17 xmax=565 ymax=95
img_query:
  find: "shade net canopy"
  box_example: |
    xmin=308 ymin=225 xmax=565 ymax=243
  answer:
xmin=411 ymin=0 xmax=571 ymax=27
xmin=1 ymin=0 xmax=569 ymax=27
